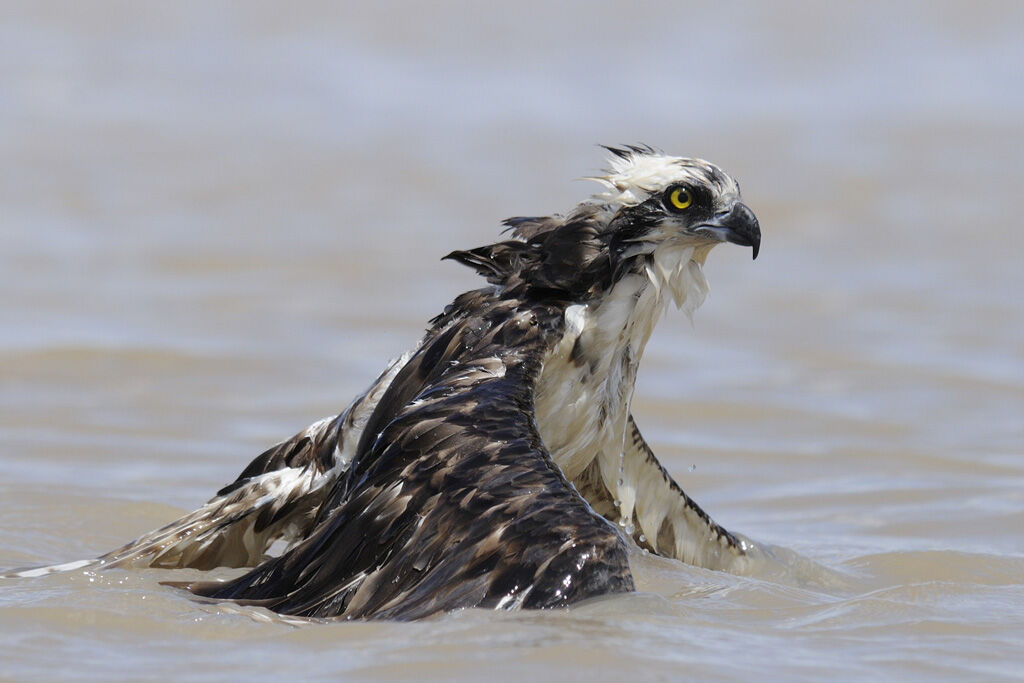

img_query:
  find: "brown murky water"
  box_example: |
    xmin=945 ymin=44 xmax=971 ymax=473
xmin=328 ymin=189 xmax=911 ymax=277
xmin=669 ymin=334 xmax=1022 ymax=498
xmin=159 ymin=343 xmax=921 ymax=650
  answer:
xmin=2 ymin=2 xmax=1023 ymax=680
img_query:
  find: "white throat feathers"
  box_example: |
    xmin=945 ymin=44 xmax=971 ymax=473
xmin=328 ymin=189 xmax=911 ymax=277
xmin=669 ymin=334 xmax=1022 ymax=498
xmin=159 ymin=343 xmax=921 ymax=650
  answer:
xmin=534 ymin=241 xmax=711 ymax=533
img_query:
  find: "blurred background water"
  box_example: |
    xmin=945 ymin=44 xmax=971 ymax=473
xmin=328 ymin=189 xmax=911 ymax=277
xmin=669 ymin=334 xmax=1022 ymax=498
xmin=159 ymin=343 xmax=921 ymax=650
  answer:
xmin=1 ymin=1 xmax=1023 ymax=680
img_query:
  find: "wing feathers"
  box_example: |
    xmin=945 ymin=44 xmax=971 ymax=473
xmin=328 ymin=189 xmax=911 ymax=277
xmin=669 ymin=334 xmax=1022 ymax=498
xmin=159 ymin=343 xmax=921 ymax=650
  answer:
xmin=96 ymin=416 xmax=344 ymax=571
xmin=621 ymin=416 xmax=749 ymax=571
xmin=188 ymin=307 xmax=633 ymax=619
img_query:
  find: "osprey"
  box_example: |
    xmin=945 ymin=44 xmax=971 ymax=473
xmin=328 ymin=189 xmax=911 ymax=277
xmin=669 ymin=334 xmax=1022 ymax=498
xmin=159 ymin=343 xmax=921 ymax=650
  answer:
xmin=10 ymin=146 xmax=762 ymax=620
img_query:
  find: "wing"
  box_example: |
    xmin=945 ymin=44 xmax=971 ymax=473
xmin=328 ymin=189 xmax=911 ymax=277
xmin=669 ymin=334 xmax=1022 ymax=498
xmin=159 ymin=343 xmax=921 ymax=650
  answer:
xmin=93 ymin=415 xmax=344 ymax=571
xmin=5 ymin=352 xmax=412 ymax=578
xmin=3 ymin=417 xmax=340 ymax=579
xmin=574 ymin=415 xmax=749 ymax=572
xmin=186 ymin=305 xmax=634 ymax=620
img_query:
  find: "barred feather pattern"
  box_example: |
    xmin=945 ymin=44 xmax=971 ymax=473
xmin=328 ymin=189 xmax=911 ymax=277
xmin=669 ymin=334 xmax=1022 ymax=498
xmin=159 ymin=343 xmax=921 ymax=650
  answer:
xmin=5 ymin=352 xmax=412 ymax=578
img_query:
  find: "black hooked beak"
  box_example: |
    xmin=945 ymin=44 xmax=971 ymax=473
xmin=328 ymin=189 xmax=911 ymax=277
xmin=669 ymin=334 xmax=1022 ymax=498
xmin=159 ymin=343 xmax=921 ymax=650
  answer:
xmin=697 ymin=202 xmax=761 ymax=260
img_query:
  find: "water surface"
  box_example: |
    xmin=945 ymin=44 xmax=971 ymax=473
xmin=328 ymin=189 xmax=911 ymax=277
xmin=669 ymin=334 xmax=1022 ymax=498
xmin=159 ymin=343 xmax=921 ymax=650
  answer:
xmin=2 ymin=2 xmax=1023 ymax=680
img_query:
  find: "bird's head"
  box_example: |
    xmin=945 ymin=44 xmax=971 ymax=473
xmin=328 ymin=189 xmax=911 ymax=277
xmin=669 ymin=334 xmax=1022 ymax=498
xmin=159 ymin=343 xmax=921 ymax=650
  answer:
xmin=446 ymin=146 xmax=760 ymax=312
xmin=587 ymin=145 xmax=760 ymax=262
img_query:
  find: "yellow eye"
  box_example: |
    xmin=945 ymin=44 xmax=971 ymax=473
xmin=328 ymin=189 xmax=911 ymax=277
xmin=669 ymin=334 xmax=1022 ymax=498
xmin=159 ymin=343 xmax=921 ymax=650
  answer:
xmin=667 ymin=186 xmax=693 ymax=211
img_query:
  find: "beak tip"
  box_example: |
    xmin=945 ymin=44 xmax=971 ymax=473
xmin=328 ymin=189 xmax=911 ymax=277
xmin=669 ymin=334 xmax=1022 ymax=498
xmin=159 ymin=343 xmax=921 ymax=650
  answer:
xmin=713 ymin=201 xmax=761 ymax=262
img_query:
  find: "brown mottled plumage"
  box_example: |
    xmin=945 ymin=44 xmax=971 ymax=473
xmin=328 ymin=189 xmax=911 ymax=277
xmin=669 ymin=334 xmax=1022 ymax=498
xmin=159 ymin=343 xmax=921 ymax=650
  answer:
xmin=188 ymin=297 xmax=633 ymax=618
xmin=7 ymin=147 xmax=762 ymax=620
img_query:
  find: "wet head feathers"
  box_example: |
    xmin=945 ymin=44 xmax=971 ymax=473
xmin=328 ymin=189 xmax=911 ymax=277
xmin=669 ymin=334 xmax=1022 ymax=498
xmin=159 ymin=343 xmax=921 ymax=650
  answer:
xmin=444 ymin=146 xmax=753 ymax=308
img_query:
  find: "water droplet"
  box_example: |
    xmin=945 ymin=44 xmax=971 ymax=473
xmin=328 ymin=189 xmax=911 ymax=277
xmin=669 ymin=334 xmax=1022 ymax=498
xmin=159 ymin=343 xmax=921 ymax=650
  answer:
xmin=638 ymin=534 xmax=646 ymax=543
xmin=689 ymin=464 xmax=697 ymax=472
xmin=616 ymin=478 xmax=624 ymax=487
xmin=613 ymin=499 xmax=621 ymax=508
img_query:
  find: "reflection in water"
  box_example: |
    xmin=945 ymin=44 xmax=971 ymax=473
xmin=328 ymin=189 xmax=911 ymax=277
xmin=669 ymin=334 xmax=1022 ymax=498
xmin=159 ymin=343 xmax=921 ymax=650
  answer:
xmin=1 ymin=1 xmax=1023 ymax=679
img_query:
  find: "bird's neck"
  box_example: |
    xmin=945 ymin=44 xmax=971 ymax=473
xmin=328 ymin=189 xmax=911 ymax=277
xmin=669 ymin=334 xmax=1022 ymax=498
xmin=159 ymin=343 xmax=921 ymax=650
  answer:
xmin=586 ymin=243 xmax=710 ymax=360
xmin=533 ymin=246 xmax=710 ymax=481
